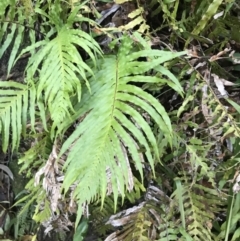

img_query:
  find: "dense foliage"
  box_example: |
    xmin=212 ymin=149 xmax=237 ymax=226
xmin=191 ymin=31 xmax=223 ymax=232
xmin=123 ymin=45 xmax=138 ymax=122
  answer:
xmin=1 ymin=0 xmax=240 ymax=240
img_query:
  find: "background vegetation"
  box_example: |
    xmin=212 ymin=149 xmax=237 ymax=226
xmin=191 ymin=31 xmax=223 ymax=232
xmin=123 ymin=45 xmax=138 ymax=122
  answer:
xmin=1 ymin=0 xmax=240 ymax=240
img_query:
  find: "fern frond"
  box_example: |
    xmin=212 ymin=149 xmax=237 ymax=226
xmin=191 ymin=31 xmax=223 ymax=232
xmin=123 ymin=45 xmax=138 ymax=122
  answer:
xmin=0 ymin=0 xmax=32 ymax=75
xmin=187 ymin=0 xmax=224 ymax=46
xmin=104 ymin=184 xmax=166 ymax=241
xmin=159 ymin=221 xmax=182 ymax=241
xmin=14 ymin=182 xmax=52 ymax=228
xmin=0 ymin=81 xmax=35 ymax=152
xmin=104 ymin=202 xmax=147 ymax=241
xmin=91 ymin=196 xmax=119 ymax=236
xmin=18 ymin=133 xmax=52 ymax=177
xmin=32 ymin=197 xmax=52 ymax=224
xmin=171 ymin=172 xmax=221 ymax=241
xmin=91 ymin=179 xmax=146 ymax=236
xmin=12 ymin=202 xmax=36 ymax=238
xmin=218 ymin=185 xmax=240 ymax=241
xmin=58 ymin=35 xmax=186 ymax=226
xmin=120 ymin=7 xmax=149 ymax=33
xmin=23 ymin=24 xmax=102 ymax=136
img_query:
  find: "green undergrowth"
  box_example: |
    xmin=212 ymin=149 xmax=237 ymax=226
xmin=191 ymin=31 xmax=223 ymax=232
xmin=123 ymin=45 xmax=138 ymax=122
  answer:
xmin=0 ymin=0 xmax=240 ymax=240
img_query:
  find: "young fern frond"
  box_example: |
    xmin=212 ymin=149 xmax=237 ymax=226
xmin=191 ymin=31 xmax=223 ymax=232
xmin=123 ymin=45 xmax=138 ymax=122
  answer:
xmin=57 ymin=35 xmax=186 ymax=226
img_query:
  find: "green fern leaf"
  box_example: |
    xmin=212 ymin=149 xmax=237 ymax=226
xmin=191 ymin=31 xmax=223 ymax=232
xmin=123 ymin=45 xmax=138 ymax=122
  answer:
xmin=0 ymin=0 xmax=14 ymax=16
xmin=0 ymin=1 xmax=28 ymax=74
xmin=0 ymin=23 xmax=17 ymax=59
xmin=23 ymin=25 xmax=102 ymax=136
xmin=171 ymin=173 xmax=220 ymax=241
xmin=0 ymin=81 xmax=34 ymax=152
xmin=7 ymin=24 xmax=25 ymax=75
xmin=59 ymin=35 xmax=186 ymax=226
